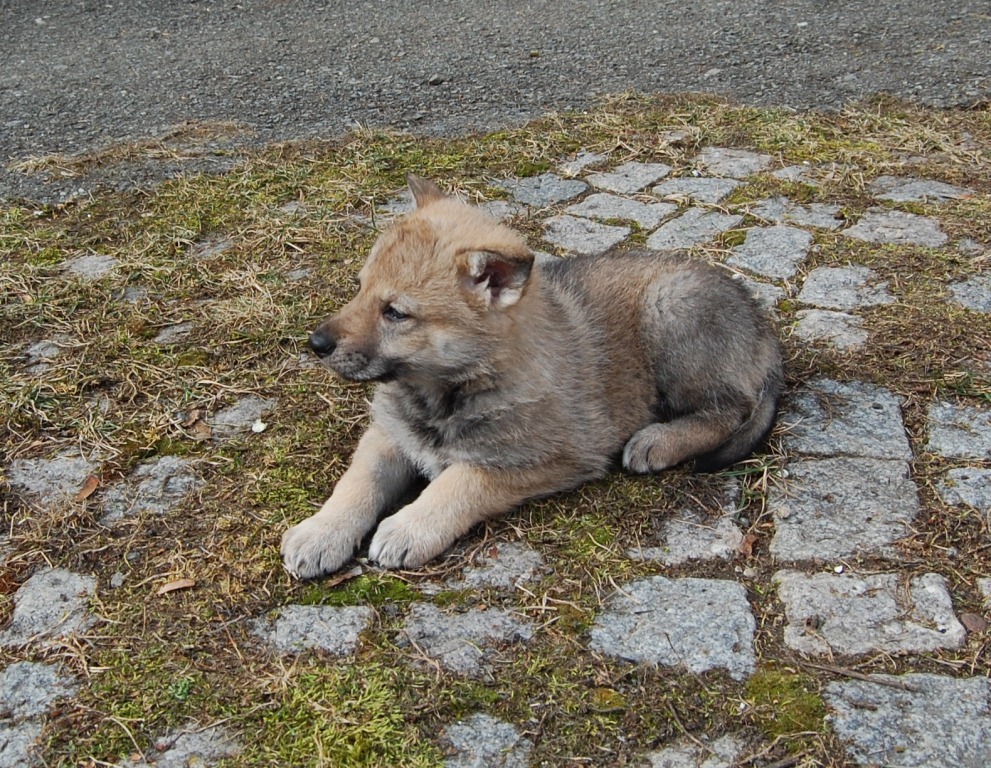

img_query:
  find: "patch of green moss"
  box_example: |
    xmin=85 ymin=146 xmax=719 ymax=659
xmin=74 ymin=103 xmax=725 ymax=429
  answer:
xmin=746 ymin=668 xmax=826 ymax=740
xmin=301 ymin=573 xmax=418 ymax=608
xmin=240 ymin=662 xmax=442 ymax=768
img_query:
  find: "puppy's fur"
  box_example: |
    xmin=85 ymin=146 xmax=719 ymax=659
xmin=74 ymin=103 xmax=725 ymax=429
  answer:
xmin=282 ymin=176 xmax=782 ymax=578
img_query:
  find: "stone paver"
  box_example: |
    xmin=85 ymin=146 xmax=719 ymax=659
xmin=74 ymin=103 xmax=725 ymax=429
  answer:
xmin=443 ymin=713 xmax=532 ymax=768
xmin=402 ymin=603 xmax=533 ymax=677
xmin=642 ymin=735 xmax=744 ymax=768
xmin=7 ymin=451 xmax=100 ymax=508
xmin=100 ymin=455 xmax=204 ymax=523
xmin=697 ymin=147 xmax=772 ymax=178
xmin=586 ymin=161 xmax=671 ymax=193
xmin=979 ymin=579 xmax=991 ymax=609
xmin=869 ymin=175 xmax=973 ymax=204
xmin=775 ymin=570 xmax=965 ymax=656
xmin=542 ymin=214 xmax=630 ymax=255
xmin=0 ymin=662 xmax=78 ymax=768
xmin=781 ymin=379 xmax=911 ymax=460
xmin=736 ymin=275 xmax=785 ymax=312
xmin=565 ymin=192 xmax=676 ymax=229
xmin=209 ymin=395 xmax=277 ymax=439
xmin=797 ymin=266 xmax=894 ymax=310
xmin=752 ymin=196 xmax=843 ymax=230
xmin=590 ymin=576 xmax=756 ymax=680
xmin=825 ymin=674 xmax=991 ymax=767
xmin=252 ymin=604 xmax=374 ymax=655
xmin=558 ymin=149 xmax=607 ymax=176
xmin=727 ymin=224 xmax=812 ymax=279
xmin=645 ymin=207 xmax=743 ymax=251
xmin=793 ymin=309 xmax=868 ymax=350
xmin=772 ymin=164 xmax=819 ymax=185
xmin=937 ymin=468 xmax=991 ymax=520
xmin=843 ymin=207 xmax=948 ymax=247
xmin=152 ymin=321 xmax=194 ymax=345
xmin=630 ymin=481 xmax=743 ymax=565
xmin=769 ymin=458 xmax=919 ymax=561
xmin=62 ymin=253 xmax=118 ymax=280
xmin=497 ymin=173 xmax=588 ymax=206
xmin=927 ymin=402 xmax=991 ymax=459
xmin=22 ymin=338 xmax=66 ymax=374
xmin=478 ymin=199 xmax=525 ymax=221
xmin=455 ymin=542 xmax=545 ymax=590
xmin=121 ymin=725 xmax=242 ymax=768
xmin=652 ymin=176 xmax=741 ymax=204
xmin=948 ymin=274 xmax=991 ymax=312
xmin=0 ymin=568 xmax=97 ymax=647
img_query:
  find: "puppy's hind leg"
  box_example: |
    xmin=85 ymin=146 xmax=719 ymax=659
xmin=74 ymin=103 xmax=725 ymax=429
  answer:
xmin=622 ymin=408 xmax=746 ymax=474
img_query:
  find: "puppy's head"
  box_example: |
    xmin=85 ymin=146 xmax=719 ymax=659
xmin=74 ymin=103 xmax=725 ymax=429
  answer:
xmin=310 ymin=175 xmax=535 ymax=383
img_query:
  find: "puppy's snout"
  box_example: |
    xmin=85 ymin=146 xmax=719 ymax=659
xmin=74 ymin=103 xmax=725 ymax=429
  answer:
xmin=309 ymin=330 xmax=336 ymax=358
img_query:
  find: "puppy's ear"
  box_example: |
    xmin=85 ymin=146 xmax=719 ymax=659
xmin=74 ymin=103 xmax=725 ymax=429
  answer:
xmin=407 ymin=174 xmax=446 ymax=208
xmin=463 ymin=250 xmax=534 ymax=309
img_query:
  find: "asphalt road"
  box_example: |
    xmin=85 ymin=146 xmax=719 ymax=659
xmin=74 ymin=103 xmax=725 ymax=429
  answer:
xmin=2 ymin=0 xmax=989 ymax=199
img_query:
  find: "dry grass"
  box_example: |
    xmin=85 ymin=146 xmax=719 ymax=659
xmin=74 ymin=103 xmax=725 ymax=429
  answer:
xmin=1 ymin=94 xmax=989 ymax=767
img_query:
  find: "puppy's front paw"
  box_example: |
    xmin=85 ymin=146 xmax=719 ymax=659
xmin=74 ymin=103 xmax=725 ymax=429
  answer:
xmin=281 ymin=514 xmax=358 ymax=580
xmin=368 ymin=510 xmax=452 ymax=570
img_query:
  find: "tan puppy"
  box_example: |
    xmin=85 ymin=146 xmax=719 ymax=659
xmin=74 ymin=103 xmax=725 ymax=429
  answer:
xmin=282 ymin=176 xmax=782 ymax=578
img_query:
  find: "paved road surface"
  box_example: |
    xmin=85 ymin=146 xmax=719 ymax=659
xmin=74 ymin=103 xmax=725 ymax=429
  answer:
xmin=2 ymin=0 xmax=989 ymax=167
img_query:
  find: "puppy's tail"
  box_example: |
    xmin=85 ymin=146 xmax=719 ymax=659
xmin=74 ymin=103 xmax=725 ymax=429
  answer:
xmin=693 ymin=367 xmax=784 ymax=473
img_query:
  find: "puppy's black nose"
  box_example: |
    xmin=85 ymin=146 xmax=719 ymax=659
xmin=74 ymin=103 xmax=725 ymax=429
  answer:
xmin=309 ymin=330 xmax=336 ymax=358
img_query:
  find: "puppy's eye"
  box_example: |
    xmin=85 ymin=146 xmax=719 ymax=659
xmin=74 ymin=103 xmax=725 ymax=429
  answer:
xmin=383 ymin=305 xmax=410 ymax=322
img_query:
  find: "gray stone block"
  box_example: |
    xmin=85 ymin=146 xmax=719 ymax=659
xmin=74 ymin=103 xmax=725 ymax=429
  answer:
xmin=752 ymin=196 xmax=843 ymax=230
xmin=590 ymin=576 xmax=756 ymax=680
xmin=775 ymin=570 xmax=965 ymax=656
xmin=101 ymin=455 xmax=204 ymax=523
xmin=558 ymin=149 xmax=608 ymax=176
xmin=121 ymin=725 xmax=242 ymax=768
xmin=769 ymin=458 xmax=919 ymax=561
xmin=794 ymin=309 xmax=868 ymax=350
xmin=443 ymin=713 xmax=532 ymax=768
xmin=927 ymin=402 xmax=991 ymax=459
xmin=937 ymin=468 xmax=991 ymax=519
xmin=948 ymin=274 xmax=991 ymax=312
xmin=784 ymin=379 xmax=910 ymax=457
xmin=497 ymin=173 xmax=588 ymax=206
xmin=727 ymin=224 xmax=812 ymax=278
xmin=252 ymin=604 xmax=373 ymax=655
xmin=735 ymin=275 xmax=785 ymax=312
xmin=697 ymin=147 xmax=772 ymax=178
xmin=402 ymin=603 xmax=533 ymax=677
xmin=0 ymin=662 xmax=78 ymax=722
xmin=0 ymin=568 xmax=97 ymax=648
xmin=542 ymin=214 xmax=630 ymax=255
xmin=645 ymin=208 xmax=743 ymax=251
xmin=825 ymin=674 xmax=991 ymax=767
xmin=209 ymin=395 xmax=277 ymax=438
xmin=843 ymin=207 xmax=948 ymax=247
xmin=455 ymin=542 xmax=545 ymax=590
xmin=586 ymin=161 xmax=671 ymax=193
xmin=642 ymin=735 xmax=744 ymax=768
xmin=870 ymin=176 xmax=973 ymax=204
xmin=652 ymin=176 xmax=741 ymax=204
xmin=797 ymin=266 xmax=894 ymax=310
xmin=629 ymin=480 xmax=743 ymax=566
xmin=781 ymin=379 xmax=911 ymax=460
xmin=565 ymin=192 xmax=676 ymax=229
xmin=7 ymin=451 xmax=100 ymax=508
xmin=62 ymin=253 xmax=118 ymax=280
xmin=152 ymin=322 xmax=194 ymax=345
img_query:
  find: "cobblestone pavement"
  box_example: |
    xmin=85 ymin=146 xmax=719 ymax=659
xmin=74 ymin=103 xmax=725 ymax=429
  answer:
xmin=2 ymin=133 xmax=990 ymax=766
